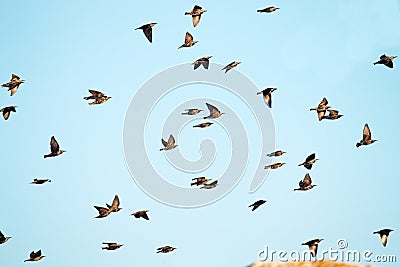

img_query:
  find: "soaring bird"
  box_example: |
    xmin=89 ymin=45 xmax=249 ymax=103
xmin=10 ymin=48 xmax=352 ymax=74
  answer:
xmin=0 ymin=231 xmax=11 ymax=244
xmin=131 ymin=210 xmax=150 ymax=220
xmin=356 ymin=124 xmax=377 ymax=148
xmin=185 ymin=5 xmax=207 ymax=27
xmin=135 ymin=23 xmax=157 ymax=43
xmin=298 ymin=153 xmax=318 ymax=170
xmin=373 ymin=229 xmax=393 ymax=247
xmin=106 ymin=195 xmax=122 ymax=213
xmin=201 ymin=180 xmax=218 ymax=189
xmin=203 ymin=103 xmax=224 ymax=119
xmin=160 ymin=135 xmax=178 ymax=151
xmin=264 ymin=163 xmax=286 ymax=169
xmin=374 ymin=54 xmax=397 ymax=68
xmin=44 ymin=136 xmax=66 ymax=158
xmin=94 ymin=206 xmax=110 ymax=219
xmin=83 ymin=89 xmax=111 ymax=105
xmin=191 ymin=177 xmax=211 ymax=186
xmin=294 ymin=173 xmax=316 ymax=191
xmin=302 ymin=239 xmax=323 ymax=257
xmin=193 ymin=122 xmax=213 ymax=128
xmin=2 ymin=74 xmax=24 ymax=96
xmin=182 ymin=108 xmax=202 ymax=115
xmin=102 ymin=242 xmax=123 ymax=250
xmin=257 ymin=7 xmax=280 ymax=13
xmin=267 ymin=150 xmax=286 ymax=157
xmin=193 ymin=56 xmax=212 ymax=70
xmin=30 ymin=178 xmax=51 ymax=185
xmin=0 ymin=106 xmax=17 ymax=120
xmin=222 ymin=61 xmax=241 ymax=73
xmin=24 ymin=250 xmax=46 ymax=262
xmin=257 ymin=88 xmax=277 ymax=108
xmin=178 ymin=32 xmax=198 ymax=49
xmin=156 ymin=245 xmax=177 ymax=254
xmin=310 ymin=97 xmax=331 ymax=121
xmin=321 ymin=109 xmax=343 ymax=120
xmin=248 ymin=200 xmax=267 ymax=211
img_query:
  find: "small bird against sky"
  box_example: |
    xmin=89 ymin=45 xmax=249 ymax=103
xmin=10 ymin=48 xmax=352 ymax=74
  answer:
xmin=131 ymin=210 xmax=150 ymax=220
xmin=373 ymin=229 xmax=393 ymax=247
xmin=94 ymin=206 xmax=110 ymax=219
xmin=178 ymin=32 xmax=198 ymax=49
xmin=294 ymin=173 xmax=316 ymax=191
xmin=310 ymin=97 xmax=331 ymax=121
xmin=201 ymin=180 xmax=218 ymax=189
xmin=248 ymin=200 xmax=267 ymax=211
xmin=222 ymin=61 xmax=241 ymax=73
xmin=374 ymin=54 xmax=397 ymax=68
xmin=160 ymin=134 xmax=178 ymax=151
xmin=24 ymin=250 xmax=45 ymax=262
xmin=302 ymin=239 xmax=323 ymax=257
xmin=157 ymin=245 xmax=177 ymax=254
xmin=83 ymin=89 xmax=111 ymax=105
xmin=102 ymin=242 xmax=123 ymax=250
xmin=2 ymin=74 xmax=24 ymax=96
xmin=0 ymin=231 xmax=11 ymax=244
xmin=257 ymin=88 xmax=276 ymax=108
xmin=321 ymin=109 xmax=343 ymax=120
xmin=298 ymin=153 xmax=318 ymax=170
xmin=193 ymin=56 xmax=212 ymax=70
xmin=257 ymin=7 xmax=280 ymax=13
xmin=44 ymin=136 xmax=66 ymax=159
xmin=193 ymin=122 xmax=213 ymax=128
xmin=135 ymin=23 xmax=157 ymax=43
xmin=264 ymin=163 xmax=286 ymax=169
xmin=191 ymin=177 xmax=211 ymax=186
xmin=30 ymin=178 xmax=51 ymax=185
xmin=106 ymin=195 xmax=122 ymax=213
xmin=182 ymin=108 xmax=202 ymax=115
xmin=267 ymin=150 xmax=286 ymax=157
xmin=203 ymin=103 xmax=224 ymax=119
xmin=356 ymin=124 xmax=377 ymax=148
xmin=185 ymin=5 xmax=206 ymax=27
xmin=0 ymin=106 xmax=17 ymax=120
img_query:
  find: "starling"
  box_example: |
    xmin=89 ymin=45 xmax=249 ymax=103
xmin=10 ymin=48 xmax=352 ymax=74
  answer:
xmin=267 ymin=150 xmax=286 ymax=157
xmin=0 ymin=231 xmax=11 ymax=244
xmin=135 ymin=23 xmax=157 ymax=43
xmin=160 ymin=134 xmax=178 ymax=151
xmin=185 ymin=5 xmax=207 ymax=27
xmin=302 ymin=239 xmax=323 ymax=257
xmin=310 ymin=97 xmax=331 ymax=121
xmin=2 ymin=74 xmax=24 ymax=96
xmin=94 ymin=206 xmax=111 ymax=219
xmin=356 ymin=123 xmax=377 ymax=148
xmin=30 ymin=178 xmax=51 ymax=185
xmin=193 ymin=122 xmax=213 ymax=128
xmin=294 ymin=173 xmax=316 ymax=191
xmin=131 ymin=210 xmax=150 ymax=220
xmin=0 ymin=106 xmax=17 ymax=120
xmin=106 ymin=195 xmax=122 ymax=213
xmin=257 ymin=7 xmax=280 ymax=13
xmin=264 ymin=162 xmax=286 ymax=169
xmin=222 ymin=61 xmax=241 ymax=73
xmin=203 ymin=103 xmax=224 ymax=119
xmin=182 ymin=108 xmax=202 ymax=115
xmin=298 ymin=153 xmax=318 ymax=170
xmin=373 ymin=229 xmax=393 ymax=247
xmin=321 ymin=109 xmax=343 ymax=120
xmin=83 ymin=89 xmax=111 ymax=105
xmin=201 ymin=180 xmax=218 ymax=189
xmin=102 ymin=242 xmax=123 ymax=250
xmin=44 ymin=136 xmax=66 ymax=158
xmin=374 ymin=54 xmax=397 ymax=68
xmin=24 ymin=250 xmax=46 ymax=262
xmin=193 ymin=56 xmax=212 ymax=70
xmin=156 ymin=245 xmax=177 ymax=254
xmin=257 ymin=88 xmax=277 ymax=108
xmin=178 ymin=32 xmax=198 ymax=49
xmin=191 ymin=177 xmax=211 ymax=186
xmin=248 ymin=200 xmax=267 ymax=211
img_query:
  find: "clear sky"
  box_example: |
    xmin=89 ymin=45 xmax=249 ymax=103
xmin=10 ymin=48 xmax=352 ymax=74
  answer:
xmin=0 ymin=0 xmax=399 ymax=266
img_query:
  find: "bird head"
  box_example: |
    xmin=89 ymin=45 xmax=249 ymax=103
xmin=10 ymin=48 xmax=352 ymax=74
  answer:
xmin=106 ymin=96 xmax=112 ymax=100
xmin=390 ymin=56 xmax=397 ymax=60
xmin=193 ymin=41 xmax=199 ymax=45
xmin=60 ymin=150 xmax=66 ymax=154
xmin=150 ymin=23 xmax=157 ymax=27
xmin=371 ymin=140 xmax=378 ymax=143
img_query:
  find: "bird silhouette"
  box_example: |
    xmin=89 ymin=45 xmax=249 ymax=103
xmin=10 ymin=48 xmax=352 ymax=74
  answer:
xmin=356 ymin=124 xmax=377 ymax=148
xmin=193 ymin=56 xmax=212 ymax=70
xmin=267 ymin=150 xmax=286 ymax=157
xmin=106 ymin=195 xmax=122 ymax=213
xmin=83 ymin=89 xmax=111 ymax=105
xmin=203 ymin=103 xmax=224 ymax=119
xmin=193 ymin=122 xmax=213 ymax=128
xmin=0 ymin=106 xmax=17 ymax=120
xmin=302 ymin=239 xmax=323 ymax=257
xmin=0 ymin=231 xmax=11 ymax=244
xmin=373 ymin=229 xmax=393 ymax=247
xmin=135 ymin=23 xmax=157 ymax=43
xmin=185 ymin=5 xmax=206 ymax=27
xmin=131 ymin=210 xmax=150 ymax=220
xmin=257 ymin=88 xmax=277 ymax=108
xmin=294 ymin=174 xmax=316 ymax=191
xmin=264 ymin=163 xmax=286 ymax=169
xmin=102 ymin=242 xmax=123 ymax=250
xmin=257 ymin=7 xmax=280 ymax=13
xmin=298 ymin=153 xmax=318 ymax=170
xmin=178 ymin=32 xmax=198 ymax=49
xmin=156 ymin=245 xmax=177 ymax=254
xmin=30 ymin=178 xmax=51 ymax=185
xmin=182 ymin=108 xmax=202 ymax=115
xmin=2 ymin=74 xmax=24 ymax=96
xmin=160 ymin=135 xmax=178 ymax=151
xmin=222 ymin=61 xmax=241 ymax=73
xmin=374 ymin=54 xmax=397 ymax=68
xmin=44 ymin=136 xmax=66 ymax=158
xmin=24 ymin=250 xmax=45 ymax=262
xmin=248 ymin=200 xmax=267 ymax=211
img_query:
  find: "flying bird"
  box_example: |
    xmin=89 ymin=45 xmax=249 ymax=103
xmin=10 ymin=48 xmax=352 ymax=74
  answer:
xmin=2 ymin=74 xmax=24 ymax=96
xmin=264 ymin=163 xmax=286 ymax=169
xmin=193 ymin=56 xmax=212 ymax=70
xmin=222 ymin=61 xmax=241 ymax=73
xmin=0 ymin=231 xmax=11 ymax=244
xmin=257 ymin=88 xmax=277 ymax=108
xmin=156 ymin=245 xmax=177 ymax=254
xmin=191 ymin=177 xmax=211 ymax=186
xmin=178 ymin=32 xmax=198 ymax=49
xmin=131 ymin=210 xmax=150 ymax=220
xmin=106 ymin=195 xmax=122 ymax=213
xmin=294 ymin=173 xmax=316 ymax=191
xmin=201 ymin=180 xmax=218 ymax=189
xmin=44 ymin=136 xmax=66 ymax=159
xmin=257 ymin=7 xmax=280 ymax=13
xmin=83 ymin=89 xmax=111 ymax=105
xmin=267 ymin=150 xmax=286 ymax=157
xmin=321 ymin=109 xmax=343 ymax=120
xmin=30 ymin=178 xmax=51 ymax=185
xmin=193 ymin=122 xmax=213 ymax=128
xmin=185 ymin=5 xmax=206 ymax=27
xmin=356 ymin=124 xmax=377 ymax=148
xmin=135 ymin=23 xmax=157 ymax=43
xmin=94 ymin=206 xmax=111 ymax=219
xmin=248 ymin=200 xmax=267 ymax=211
xmin=24 ymin=250 xmax=45 ymax=262
xmin=374 ymin=54 xmax=397 ymax=68
xmin=302 ymin=239 xmax=323 ymax=257
xmin=102 ymin=242 xmax=123 ymax=250
xmin=203 ymin=103 xmax=224 ymax=119
xmin=298 ymin=153 xmax=318 ymax=170
xmin=373 ymin=229 xmax=393 ymax=247
xmin=160 ymin=135 xmax=178 ymax=151
xmin=182 ymin=108 xmax=202 ymax=115
xmin=0 ymin=106 xmax=17 ymax=120
xmin=310 ymin=97 xmax=331 ymax=121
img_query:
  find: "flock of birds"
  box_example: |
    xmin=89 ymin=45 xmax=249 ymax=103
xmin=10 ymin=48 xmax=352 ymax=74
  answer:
xmin=0 ymin=3 xmax=397 ymax=264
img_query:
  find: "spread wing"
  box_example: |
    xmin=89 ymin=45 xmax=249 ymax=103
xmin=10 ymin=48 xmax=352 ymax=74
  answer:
xmin=328 ymin=109 xmax=339 ymax=116
xmin=161 ymin=138 xmax=168 ymax=147
xmin=263 ymin=93 xmax=272 ymax=108
xmin=89 ymin=89 xmax=104 ymax=97
xmin=9 ymin=85 xmax=19 ymax=96
xmin=11 ymin=74 xmax=20 ymax=81
xmin=3 ymin=110 xmax=10 ymax=120
xmin=305 ymin=153 xmax=315 ymax=162
xmin=363 ymin=124 xmax=372 ymax=141
xmin=193 ymin=61 xmax=201 ymax=70
xmin=112 ymin=195 xmax=120 ymax=208
xmin=201 ymin=58 xmax=210 ymax=69
xmin=192 ymin=15 xmax=201 ymax=27
xmin=380 ymin=54 xmax=387 ymax=60
xmin=50 ymin=136 xmax=60 ymax=153
xmin=141 ymin=211 xmax=149 ymax=220
xmin=0 ymin=231 xmax=4 ymax=240
xmin=206 ymin=103 xmax=220 ymax=116
xmin=103 ymin=242 xmax=116 ymax=245
xmin=193 ymin=5 xmax=203 ymax=12
xmin=385 ymin=60 xmax=394 ymax=68
xmin=185 ymin=32 xmax=193 ymax=43
xmin=144 ymin=26 xmax=153 ymax=43
xmin=167 ymin=135 xmax=175 ymax=146
xmin=319 ymin=97 xmax=328 ymax=108
xmin=303 ymin=173 xmax=312 ymax=186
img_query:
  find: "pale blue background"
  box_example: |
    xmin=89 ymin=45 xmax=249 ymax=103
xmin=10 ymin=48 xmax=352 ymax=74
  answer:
xmin=0 ymin=0 xmax=399 ymax=266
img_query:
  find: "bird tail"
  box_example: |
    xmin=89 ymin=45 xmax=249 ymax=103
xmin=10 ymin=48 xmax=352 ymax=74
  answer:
xmin=44 ymin=154 xmax=50 ymax=158
xmin=190 ymin=182 xmax=197 ymax=186
xmin=83 ymin=97 xmax=89 ymax=100
xmin=181 ymin=112 xmax=188 ymax=115
xmin=159 ymin=148 xmax=164 ymax=151
xmin=184 ymin=12 xmax=191 ymax=15
xmin=193 ymin=125 xmax=199 ymax=128
xmin=257 ymin=91 xmax=262 ymax=95
xmin=203 ymin=116 xmax=208 ymax=119
xmin=356 ymin=142 xmax=361 ymax=148
xmin=257 ymin=10 xmax=262 ymax=12
xmin=264 ymin=166 xmax=270 ymax=169
xmin=298 ymin=163 xmax=303 ymax=166
xmin=373 ymin=62 xmax=378 ymax=65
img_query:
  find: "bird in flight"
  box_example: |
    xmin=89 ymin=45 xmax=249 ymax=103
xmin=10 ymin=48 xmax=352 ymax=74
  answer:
xmin=106 ymin=195 xmax=122 ymax=213
xmin=321 ymin=109 xmax=343 ymax=120
xmin=30 ymin=178 xmax=51 ymax=185
xmin=248 ymin=200 xmax=267 ymax=211
xmin=264 ymin=163 xmax=286 ymax=169
xmin=94 ymin=206 xmax=111 ymax=219
xmin=0 ymin=106 xmax=17 ymax=120
xmin=2 ymin=74 xmax=24 ymax=96
xmin=257 ymin=88 xmax=277 ymax=108
xmin=185 ymin=5 xmax=207 ymax=27
xmin=178 ymin=32 xmax=198 ymax=49
xmin=191 ymin=177 xmax=212 ymax=186
xmin=257 ymin=7 xmax=280 ymax=13
xmin=193 ymin=56 xmax=212 ymax=70
xmin=102 ymin=242 xmax=123 ymax=250
xmin=310 ymin=97 xmax=331 ymax=121
xmin=24 ymin=250 xmax=46 ymax=262
xmin=135 ymin=23 xmax=157 ymax=43
xmin=182 ymin=108 xmax=202 ymax=115
xmin=201 ymin=180 xmax=218 ymax=189
xmin=356 ymin=124 xmax=377 ymax=148
xmin=203 ymin=103 xmax=224 ymax=119
xmin=302 ymin=239 xmax=323 ymax=257
xmin=193 ymin=122 xmax=213 ymax=128
xmin=44 ymin=136 xmax=66 ymax=158
xmin=373 ymin=229 xmax=393 ymax=247
xmin=222 ymin=61 xmax=241 ymax=73
xmin=83 ymin=89 xmax=111 ymax=105
xmin=294 ymin=173 xmax=316 ymax=191
xmin=298 ymin=153 xmax=318 ymax=170
xmin=160 ymin=134 xmax=178 ymax=151
xmin=267 ymin=150 xmax=286 ymax=157
xmin=156 ymin=245 xmax=177 ymax=254
xmin=131 ymin=210 xmax=150 ymax=220
xmin=374 ymin=54 xmax=397 ymax=68
xmin=0 ymin=231 xmax=11 ymax=244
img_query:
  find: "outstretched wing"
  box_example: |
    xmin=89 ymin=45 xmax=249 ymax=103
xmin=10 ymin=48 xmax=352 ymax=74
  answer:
xmin=206 ymin=103 xmax=220 ymax=116
xmin=328 ymin=109 xmax=339 ymax=116
xmin=185 ymin=32 xmax=193 ymax=43
xmin=305 ymin=153 xmax=315 ymax=163
xmin=192 ymin=15 xmax=201 ymax=27
xmin=11 ymin=74 xmax=20 ymax=81
xmin=161 ymin=138 xmax=168 ymax=147
xmin=50 ymin=136 xmax=60 ymax=153
xmin=363 ymin=124 xmax=372 ymax=141
xmin=318 ymin=97 xmax=328 ymax=108
xmin=143 ymin=26 xmax=153 ymax=43
xmin=112 ymin=195 xmax=120 ymax=208
xmin=89 ymin=89 xmax=104 ymax=97
xmin=167 ymin=135 xmax=175 ymax=146
xmin=380 ymin=54 xmax=387 ymax=60
xmin=193 ymin=60 xmax=201 ymax=70
xmin=201 ymin=58 xmax=210 ymax=69
xmin=303 ymin=173 xmax=312 ymax=186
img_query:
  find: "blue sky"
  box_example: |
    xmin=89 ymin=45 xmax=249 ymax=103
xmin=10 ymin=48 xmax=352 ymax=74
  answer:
xmin=1 ymin=0 xmax=399 ymax=266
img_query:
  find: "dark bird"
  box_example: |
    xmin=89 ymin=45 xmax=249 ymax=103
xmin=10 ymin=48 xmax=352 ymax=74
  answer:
xmin=257 ymin=7 xmax=280 ymax=13
xmin=302 ymin=239 xmax=323 ymax=257
xmin=2 ymin=74 xmax=24 ymax=96
xmin=131 ymin=210 xmax=150 ymax=220
xmin=298 ymin=153 xmax=318 ymax=170
xmin=248 ymin=200 xmax=267 ymax=211
xmin=0 ymin=231 xmax=11 ymax=244
xmin=257 ymin=88 xmax=277 ymax=108
xmin=193 ymin=122 xmax=213 ymax=128
xmin=193 ymin=56 xmax=212 ymax=70
xmin=182 ymin=108 xmax=202 ymax=115
xmin=222 ymin=61 xmax=241 ymax=73
xmin=294 ymin=173 xmax=316 ymax=191
xmin=106 ymin=195 xmax=122 ymax=213
xmin=178 ymin=32 xmax=198 ymax=49
xmin=203 ymin=103 xmax=224 ymax=119
xmin=0 ymin=106 xmax=17 ymax=120
xmin=30 ymin=178 xmax=51 ymax=185
xmin=310 ymin=97 xmax=331 ymax=121
xmin=24 ymin=250 xmax=45 ymax=262
xmin=160 ymin=134 xmax=178 ymax=151
xmin=102 ymin=242 xmax=123 ymax=250
xmin=373 ymin=229 xmax=393 ymax=247
xmin=94 ymin=206 xmax=110 ymax=219
xmin=201 ymin=180 xmax=218 ymax=189
xmin=264 ymin=163 xmax=286 ymax=169
xmin=267 ymin=150 xmax=286 ymax=157
xmin=185 ymin=5 xmax=207 ymax=27
xmin=191 ymin=177 xmax=211 ymax=186
xmin=356 ymin=124 xmax=377 ymax=148
xmin=135 ymin=23 xmax=157 ymax=43
xmin=374 ymin=54 xmax=397 ymax=68
xmin=321 ymin=109 xmax=343 ymax=120
xmin=44 ymin=136 xmax=66 ymax=159
xmin=83 ymin=89 xmax=111 ymax=105
xmin=157 ymin=246 xmax=176 ymax=254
